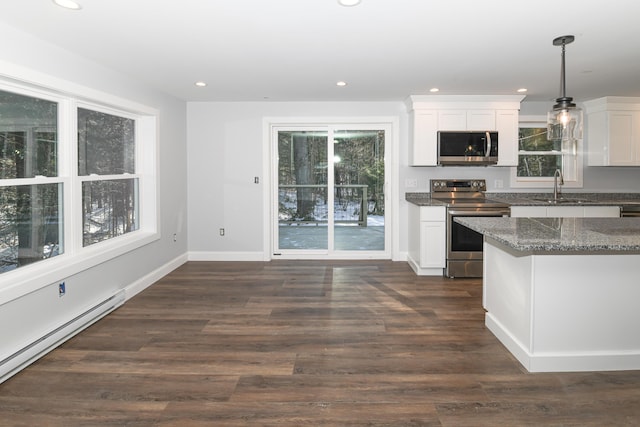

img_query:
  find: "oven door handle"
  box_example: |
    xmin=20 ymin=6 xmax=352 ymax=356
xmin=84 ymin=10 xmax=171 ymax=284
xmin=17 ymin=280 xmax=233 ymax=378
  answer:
xmin=448 ymin=209 xmax=510 ymax=217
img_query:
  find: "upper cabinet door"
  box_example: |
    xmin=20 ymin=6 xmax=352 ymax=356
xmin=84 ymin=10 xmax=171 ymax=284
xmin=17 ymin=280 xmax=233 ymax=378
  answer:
xmin=496 ymin=110 xmax=519 ymax=166
xmin=467 ymin=110 xmax=496 ymax=130
xmin=437 ymin=110 xmax=466 ymax=130
xmin=409 ymin=110 xmax=438 ymax=166
xmin=437 ymin=110 xmax=497 ymax=131
xmin=585 ymin=97 xmax=640 ymax=167
xmin=608 ymin=112 xmax=637 ymax=165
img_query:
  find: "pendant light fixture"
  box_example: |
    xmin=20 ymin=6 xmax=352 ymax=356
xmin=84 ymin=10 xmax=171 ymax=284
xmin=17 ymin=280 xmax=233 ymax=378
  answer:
xmin=547 ymin=35 xmax=582 ymax=143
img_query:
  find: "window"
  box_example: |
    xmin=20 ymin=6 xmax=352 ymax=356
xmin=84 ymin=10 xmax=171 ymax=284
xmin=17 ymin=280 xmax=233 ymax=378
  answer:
xmin=0 ymin=80 xmax=157 ymax=281
xmin=510 ymin=116 xmax=582 ymax=188
xmin=0 ymin=88 xmax=62 ymax=272
xmin=78 ymin=107 xmax=139 ymax=246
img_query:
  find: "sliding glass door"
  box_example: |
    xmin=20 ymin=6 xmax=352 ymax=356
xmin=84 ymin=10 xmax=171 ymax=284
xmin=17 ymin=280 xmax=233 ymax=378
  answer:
xmin=273 ymin=124 xmax=388 ymax=258
xmin=276 ymin=129 xmax=329 ymax=250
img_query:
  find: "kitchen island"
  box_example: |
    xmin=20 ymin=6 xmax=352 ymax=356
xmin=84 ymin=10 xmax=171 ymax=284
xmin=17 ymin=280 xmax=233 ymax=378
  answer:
xmin=455 ymin=216 xmax=640 ymax=373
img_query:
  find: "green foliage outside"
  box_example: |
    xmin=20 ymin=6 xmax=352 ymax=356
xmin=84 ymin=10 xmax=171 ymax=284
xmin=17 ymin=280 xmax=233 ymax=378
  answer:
xmin=517 ymin=127 xmax=562 ymax=177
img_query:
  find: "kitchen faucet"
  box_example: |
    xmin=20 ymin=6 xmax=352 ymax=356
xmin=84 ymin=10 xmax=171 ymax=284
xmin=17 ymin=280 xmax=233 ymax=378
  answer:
xmin=553 ymin=169 xmax=564 ymax=201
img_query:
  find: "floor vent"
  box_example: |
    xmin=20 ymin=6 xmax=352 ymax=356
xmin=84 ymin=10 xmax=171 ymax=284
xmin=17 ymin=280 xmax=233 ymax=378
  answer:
xmin=0 ymin=289 xmax=126 ymax=383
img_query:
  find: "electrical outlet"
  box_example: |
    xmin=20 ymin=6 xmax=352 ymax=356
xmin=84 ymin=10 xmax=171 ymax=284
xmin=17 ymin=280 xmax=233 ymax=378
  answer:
xmin=254 ymin=177 xmax=259 ymax=184
xmin=405 ymin=178 xmax=418 ymax=188
xmin=494 ymin=179 xmax=504 ymax=189
xmin=59 ymin=282 xmax=66 ymax=297
xmin=219 ymin=228 xmax=225 ymax=236
xmin=173 ymin=233 xmax=177 ymax=242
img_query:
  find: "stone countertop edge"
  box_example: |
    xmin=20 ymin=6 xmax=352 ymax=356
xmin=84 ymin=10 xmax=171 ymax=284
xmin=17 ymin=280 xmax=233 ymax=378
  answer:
xmin=455 ymin=216 xmax=640 ymax=253
xmin=405 ymin=192 xmax=640 ymax=207
xmin=404 ymin=193 xmax=446 ymax=206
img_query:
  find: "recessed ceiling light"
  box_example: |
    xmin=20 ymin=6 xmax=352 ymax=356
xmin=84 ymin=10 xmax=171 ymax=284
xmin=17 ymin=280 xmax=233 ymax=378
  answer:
xmin=53 ymin=0 xmax=82 ymax=10
xmin=429 ymin=88 xmax=440 ymax=93
xmin=336 ymin=81 xmax=348 ymax=87
xmin=517 ymin=88 xmax=528 ymax=93
xmin=195 ymin=81 xmax=207 ymax=87
xmin=338 ymin=0 xmax=362 ymax=6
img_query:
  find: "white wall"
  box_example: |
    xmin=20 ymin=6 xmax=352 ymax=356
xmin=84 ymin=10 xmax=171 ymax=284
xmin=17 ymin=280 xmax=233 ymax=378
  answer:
xmin=0 ymin=23 xmax=188 ymax=374
xmin=187 ymin=101 xmax=407 ymax=259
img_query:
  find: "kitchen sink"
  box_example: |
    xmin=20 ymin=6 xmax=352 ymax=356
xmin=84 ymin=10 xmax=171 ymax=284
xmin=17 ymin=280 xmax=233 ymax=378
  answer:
xmin=532 ymin=198 xmax=590 ymax=205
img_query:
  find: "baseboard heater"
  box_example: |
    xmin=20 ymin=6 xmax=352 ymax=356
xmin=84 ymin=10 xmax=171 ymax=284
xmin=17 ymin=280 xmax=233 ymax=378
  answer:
xmin=0 ymin=289 xmax=126 ymax=383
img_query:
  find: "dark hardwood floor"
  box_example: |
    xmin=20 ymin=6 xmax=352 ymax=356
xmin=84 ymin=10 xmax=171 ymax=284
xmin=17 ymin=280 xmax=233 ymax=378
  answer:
xmin=1 ymin=260 xmax=639 ymax=426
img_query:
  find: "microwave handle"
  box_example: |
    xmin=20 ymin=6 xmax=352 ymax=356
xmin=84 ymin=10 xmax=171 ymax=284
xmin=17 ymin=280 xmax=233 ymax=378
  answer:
xmin=485 ymin=131 xmax=491 ymax=158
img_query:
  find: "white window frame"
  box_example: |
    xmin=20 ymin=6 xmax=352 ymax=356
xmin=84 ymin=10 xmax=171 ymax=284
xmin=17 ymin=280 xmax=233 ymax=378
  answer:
xmin=0 ymin=78 xmax=159 ymax=306
xmin=510 ymin=115 xmax=583 ymax=189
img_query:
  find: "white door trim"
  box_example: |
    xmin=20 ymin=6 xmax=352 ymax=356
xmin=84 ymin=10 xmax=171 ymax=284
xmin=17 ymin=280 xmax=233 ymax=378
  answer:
xmin=262 ymin=116 xmax=399 ymax=260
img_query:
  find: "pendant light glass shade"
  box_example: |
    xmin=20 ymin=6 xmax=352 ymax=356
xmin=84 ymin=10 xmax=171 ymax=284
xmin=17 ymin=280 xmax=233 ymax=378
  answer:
xmin=547 ymin=105 xmax=582 ymax=142
xmin=547 ymin=35 xmax=583 ymax=145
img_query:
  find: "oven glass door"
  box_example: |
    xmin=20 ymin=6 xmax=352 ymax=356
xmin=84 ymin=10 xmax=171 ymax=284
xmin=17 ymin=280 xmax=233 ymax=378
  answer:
xmin=447 ymin=209 xmax=509 ymax=259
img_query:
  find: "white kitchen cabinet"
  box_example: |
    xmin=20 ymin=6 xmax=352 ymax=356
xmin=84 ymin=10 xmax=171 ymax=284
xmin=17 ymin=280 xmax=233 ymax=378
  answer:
xmin=408 ymin=204 xmax=445 ymax=275
xmin=408 ymin=110 xmax=438 ymax=166
xmin=581 ymin=206 xmax=620 ymax=217
xmin=438 ymin=110 xmax=467 ymax=130
xmin=510 ymin=205 xmax=620 ymax=218
xmin=405 ymin=95 xmax=525 ymax=166
xmin=510 ymin=206 xmax=548 ymax=217
xmin=548 ymin=206 xmax=591 ymax=218
xmin=495 ymin=110 xmax=519 ymax=166
xmin=419 ymin=221 xmax=446 ymax=268
xmin=467 ymin=110 xmax=496 ymax=130
xmin=585 ymin=97 xmax=640 ymax=166
xmin=437 ymin=109 xmax=495 ymax=131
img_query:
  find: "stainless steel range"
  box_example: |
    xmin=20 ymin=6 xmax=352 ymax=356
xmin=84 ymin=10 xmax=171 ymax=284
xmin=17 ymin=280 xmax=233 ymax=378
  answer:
xmin=430 ymin=179 xmax=510 ymax=278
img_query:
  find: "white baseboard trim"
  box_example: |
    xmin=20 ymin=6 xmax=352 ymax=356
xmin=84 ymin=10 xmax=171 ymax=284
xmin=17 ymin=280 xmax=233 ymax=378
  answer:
xmin=188 ymin=251 xmax=266 ymax=262
xmin=393 ymin=251 xmax=408 ymax=262
xmin=189 ymin=251 xmax=407 ymax=263
xmin=124 ymin=253 xmax=188 ymax=300
xmin=407 ymin=255 xmax=444 ymax=276
xmin=486 ymin=313 xmax=640 ymax=373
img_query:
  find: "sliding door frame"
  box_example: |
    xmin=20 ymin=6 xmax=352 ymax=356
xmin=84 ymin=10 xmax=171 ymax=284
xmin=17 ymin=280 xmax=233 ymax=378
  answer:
xmin=262 ymin=116 xmax=399 ymax=260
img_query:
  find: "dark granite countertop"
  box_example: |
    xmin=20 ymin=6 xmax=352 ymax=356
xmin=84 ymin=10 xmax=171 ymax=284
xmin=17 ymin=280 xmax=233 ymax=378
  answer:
xmin=455 ymin=216 xmax=640 ymax=253
xmin=485 ymin=192 xmax=640 ymax=207
xmin=406 ymin=192 xmax=640 ymax=207
xmin=404 ymin=193 xmax=446 ymax=207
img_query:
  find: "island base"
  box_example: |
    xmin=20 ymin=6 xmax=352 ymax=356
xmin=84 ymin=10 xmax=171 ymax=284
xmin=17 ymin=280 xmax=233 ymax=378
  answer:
xmin=483 ymin=238 xmax=640 ymax=373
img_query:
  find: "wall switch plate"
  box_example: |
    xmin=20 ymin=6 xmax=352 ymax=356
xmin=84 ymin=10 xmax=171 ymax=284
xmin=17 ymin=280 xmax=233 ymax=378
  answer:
xmin=405 ymin=178 xmax=418 ymax=188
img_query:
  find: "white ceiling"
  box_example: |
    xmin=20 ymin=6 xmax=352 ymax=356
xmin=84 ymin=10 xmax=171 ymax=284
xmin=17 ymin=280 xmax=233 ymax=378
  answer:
xmin=2 ymin=0 xmax=640 ymax=103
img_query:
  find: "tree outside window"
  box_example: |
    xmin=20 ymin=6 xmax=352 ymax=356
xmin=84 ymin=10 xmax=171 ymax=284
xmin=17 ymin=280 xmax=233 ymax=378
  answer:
xmin=517 ymin=127 xmax=561 ymax=177
xmin=77 ymin=107 xmax=139 ymax=246
xmin=0 ymin=89 xmax=61 ymax=272
xmin=511 ymin=118 xmax=582 ymax=188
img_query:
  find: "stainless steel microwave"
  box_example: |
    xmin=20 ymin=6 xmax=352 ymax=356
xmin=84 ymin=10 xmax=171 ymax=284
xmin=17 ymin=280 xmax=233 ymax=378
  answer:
xmin=437 ymin=131 xmax=498 ymax=166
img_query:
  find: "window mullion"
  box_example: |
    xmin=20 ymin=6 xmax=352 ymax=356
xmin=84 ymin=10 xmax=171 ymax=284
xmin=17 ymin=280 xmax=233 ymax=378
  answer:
xmin=59 ymin=99 xmax=81 ymax=256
